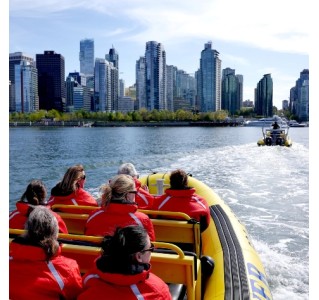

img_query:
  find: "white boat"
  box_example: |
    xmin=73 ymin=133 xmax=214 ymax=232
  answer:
xmin=244 ymin=115 xmax=288 ymax=128
xmin=288 ymin=120 xmax=308 ymax=127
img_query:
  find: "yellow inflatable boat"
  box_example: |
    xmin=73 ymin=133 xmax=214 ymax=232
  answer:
xmin=10 ymin=173 xmax=272 ymax=300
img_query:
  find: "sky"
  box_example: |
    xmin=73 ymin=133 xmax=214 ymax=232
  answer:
xmin=8 ymin=0 xmax=311 ymax=109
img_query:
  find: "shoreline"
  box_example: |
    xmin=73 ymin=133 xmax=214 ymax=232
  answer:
xmin=9 ymin=120 xmax=243 ymax=127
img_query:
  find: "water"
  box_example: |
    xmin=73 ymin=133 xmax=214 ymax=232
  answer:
xmin=9 ymin=126 xmax=309 ymax=299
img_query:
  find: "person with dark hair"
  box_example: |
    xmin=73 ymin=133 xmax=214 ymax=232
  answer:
xmin=9 ymin=179 xmax=68 ymax=233
xmin=78 ymin=225 xmax=171 ymax=300
xmin=117 ymin=163 xmax=155 ymax=209
xmin=48 ymin=164 xmax=98 ymax=207
xmin=272 ymin=121 xmax=280 ymax=129
xmin=9 ymin=206 xmax=83 ymax=299
xmin=153 ymin=169 xmax=210 ymax=232
xmin=84 ymin=174 xmax=155 ymax=241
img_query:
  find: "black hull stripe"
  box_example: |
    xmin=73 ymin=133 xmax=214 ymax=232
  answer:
xmin=210 ymin=205 xmax=250 ymax=300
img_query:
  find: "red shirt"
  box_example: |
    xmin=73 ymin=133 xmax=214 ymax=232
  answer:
xmin=9 ymin=240 xmax=83 ymax=300
xmin=84 ymin=201 xmax=155 ymax=241
xmin=153 ymin=188 xmax=210 ymax=231
xmin=9 ymin=202 xmax=68 ymax=233
xmin=78 ymin=263 xmax=171 ymax=300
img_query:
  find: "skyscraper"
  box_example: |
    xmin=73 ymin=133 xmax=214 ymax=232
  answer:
xmin=136 ymin=56 xmax=146 ymax=109
xmin=221 ymin=68 xmax=241 ymax=114
xmin=14 ymin=61 xmax=39 ymax=113
xmin=9 ymin=52 xmax=34 ymax=112
xmin=198 ymin=41 xmax=221 ymax=112
xmin=36 ymin=50 xmax=66 ymax=112
xmin=145 ymin=41 xmax=167 ymax=110
xmin=255 ymin=74 xmax=273 ymax=117
xmin=79 ymin=39 xmax=94 ymax=76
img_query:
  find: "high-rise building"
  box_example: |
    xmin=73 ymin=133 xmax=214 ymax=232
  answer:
xmin=36 ymin=51 xmax=66 ymax=112
xmin=105 ymin=46 xmax=119 ymax=69
xmin=14 ymin=61 xmax=39 ymax=113
xmin=255 ymin=74 xmax=273 ymax=117
xmin=94 ymin=58 xmax=111 ymax=112
xmin=105 ymin=46 xmax=119 ymax=111
xmin=290 ymin=69 xmax=309 ymax=122
xmin=198 ymin=41 xmax=221 ymax=112
xmin=136 ymin=56 xmax=146 ymax=110
xmin=221 ymin=68 xmax=241 ymax=114
xmin=145 ymin=41 xmax=167 ymax=110
xmin=9 ymin=52 xmax=34 ymax=112
xmin=79 ymin=39 xmax=94 ymax=76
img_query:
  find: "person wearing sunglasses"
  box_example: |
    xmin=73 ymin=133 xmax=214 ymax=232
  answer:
xmin=117 ymin=163 xmax=155 ymax=209
xmin=78 ymin=225 xmax=171 ymax=300
xmin=84 ymin=174 xmax=155 ymax=241
xmin=9 ymin=179 xmax=68 ymax=233
xmin=48 ymin=164 xmax=98 ymax=207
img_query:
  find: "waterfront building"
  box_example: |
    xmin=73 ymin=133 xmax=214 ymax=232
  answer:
xmin=119 ymin=79 xmax=125 ymax=98
xmin=255 ymin=73 xmax=273 ymax=117
xmin=236 ymin=74 xmax=243 ymax=107
xmin=94 ymin=58 xmax=111 ymax=112
xmin=166 ymin=65 xmax=177 ymax=111
xmin=118 ymin=96 xmax=134 ymax=112
xmin=145 ymin=41 xmax=167 ymax=110
xmin=65 ymin=72 xmax=91 ymax=112
xmin=136 ymin=56 xmax=146 ymax=110
xmin=290 ymin=69 xmax=309 ymax=122
xmin=9 ymin=52 xmax=34 ymax=112
xmin=198 ymin=41 xmax=221 ymax=112
xmin=105 ymin=46 xmax=119 ymax=111
xmin=14 ymin=61 xmax=39 ymax=113
xmin=36 ymin=51 xmax=66 ymax=112
xmin=79 ymin=39 xmax=94 ymax=76
xmin=221 ymin=68 xmax=241 ymax=114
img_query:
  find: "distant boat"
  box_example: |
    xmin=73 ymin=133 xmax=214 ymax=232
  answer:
xmin=244 ymin=115 xmax=288 ymax=128
xmin=257 ymin=127 xmax=292 ymax=147
xmin=288 ymin=120 xmax=308 ymax=127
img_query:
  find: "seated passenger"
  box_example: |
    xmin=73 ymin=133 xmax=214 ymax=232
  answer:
xmin=9 ymin=206 xmax=83 ymax=300
xmin=84 ymin=174 xmax=155 ymax=241
xmin=48 ymin=164 xmax=98 ymax=207
xmin=153 ymin=169 xmax=211 ymax=232
xmin=9 ymin=179 xmax=68 ymax=233
xmin=272 ymin=121 xmax=280 ymax=129
xmin=118 ymin=162 xmax=155 ymax=209
xmin=78 ymin=225 xmax=172 ymax=300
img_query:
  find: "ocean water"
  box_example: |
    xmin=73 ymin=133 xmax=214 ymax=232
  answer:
xmin=9 ymin=126 xmax=309 ymax=299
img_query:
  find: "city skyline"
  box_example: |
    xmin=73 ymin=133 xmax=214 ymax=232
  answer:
xmin=9 ymin=0 xmax=309 ymax=108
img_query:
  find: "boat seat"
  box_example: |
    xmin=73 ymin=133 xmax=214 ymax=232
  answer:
xmin=54 ymin=209 xmax=202 ymax=256
xmin=168 ymin=283 xmax=186 ymax=300
xmin=9 ymin=236 xmax=201 ymax=300
xmin=51 ymin=204 xmax=99 ymax=214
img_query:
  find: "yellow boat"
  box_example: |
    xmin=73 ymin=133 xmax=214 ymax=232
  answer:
xmin=10 ymin=173 xmax=273 ymax=300
xmin=257 ymin=127 xmax=292 ymax=147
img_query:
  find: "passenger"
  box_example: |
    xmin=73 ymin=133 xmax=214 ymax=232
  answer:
xmin=84 ymin=174 xmax=155 ymax=241
xmin=9 ymin=206 xmax=83 ymax=300
xmin=9 ymin=179 xmax=68 ymax=233
xmin=78 ymin=225 xmax=172 ymax=300
xmin=48 ymin=164 xmax=98 ymax=207
xmin=153 ymin=169 xmax=211 ymax=232
xmin=118 ymin=163 xmax=155 ymax=209
xmin=272 ymin=121 xmax=280 ymax=129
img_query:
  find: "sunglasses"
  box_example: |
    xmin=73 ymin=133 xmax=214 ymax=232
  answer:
xmin=140 ymin=243 xmax=155 ymax=253
xmin=128 ymin=190 xmax=137 ymax=194
xmin=80 ymin=175 xmax=86 ymax=180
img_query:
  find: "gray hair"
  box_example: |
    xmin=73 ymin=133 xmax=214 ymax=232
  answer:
xmin=25 ymin=206 xmax=59 ymax=260
xmin=118 ymin=163 xmax=138 ymax=177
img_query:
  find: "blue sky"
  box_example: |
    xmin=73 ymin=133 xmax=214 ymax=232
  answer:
xmin=8 ymin=0 xmax=310 ymax=108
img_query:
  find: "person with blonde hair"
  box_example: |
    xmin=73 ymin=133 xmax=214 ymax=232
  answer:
xmin=84 ymin=174 xmax=155 ymax=241
xmin=118 ymin=163 xmax=155 ymax=209
xmin=48 ymin=164 xmax=98 ymax=207
xmin=9 ymin=206 xmax=83 ymax=299
xmin=9 ymin=179 xmax=68 ymax=233
xmin=78 ymin=225 xmax=171 ymax=300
